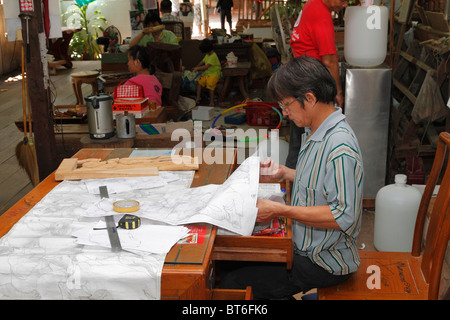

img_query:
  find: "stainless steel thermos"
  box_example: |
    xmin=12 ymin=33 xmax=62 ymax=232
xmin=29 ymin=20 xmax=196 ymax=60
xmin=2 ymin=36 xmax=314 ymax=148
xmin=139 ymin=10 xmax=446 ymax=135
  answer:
xmin=85 ymin=93 xmax=114 ymax=139
xmin=116 ymin=111 xmax=136 ymax=139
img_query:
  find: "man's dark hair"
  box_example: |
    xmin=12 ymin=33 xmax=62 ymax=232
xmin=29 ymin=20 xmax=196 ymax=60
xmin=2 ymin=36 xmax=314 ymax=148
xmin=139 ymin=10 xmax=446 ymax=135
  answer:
xmin=267 ymin=55 xmax=337 ymax=107
xmin=199 ymin=38 xmax=213 ymax=53
xmin=144 ymin=12 xmax=162 ymax=27
xmin=160 ymin=0 xmax=172 ymax=13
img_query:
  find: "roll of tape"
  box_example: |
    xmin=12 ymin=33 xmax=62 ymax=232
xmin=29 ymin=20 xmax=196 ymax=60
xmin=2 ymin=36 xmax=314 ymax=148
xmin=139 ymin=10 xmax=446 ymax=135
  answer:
xmin=113 ymin=200 xmax=140 ymax=213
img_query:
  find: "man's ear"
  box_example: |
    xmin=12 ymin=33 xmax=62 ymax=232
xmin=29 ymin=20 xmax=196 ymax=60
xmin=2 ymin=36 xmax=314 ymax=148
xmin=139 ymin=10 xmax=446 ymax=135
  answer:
xmin=304 ymin=92 xmax=316 ymax=105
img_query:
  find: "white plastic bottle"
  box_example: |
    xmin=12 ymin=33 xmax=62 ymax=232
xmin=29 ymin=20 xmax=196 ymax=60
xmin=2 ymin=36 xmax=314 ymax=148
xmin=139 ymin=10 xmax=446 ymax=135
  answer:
xmin=374 ymin=174 xmax=422 ymax=252
xmin=344 ymin=5 xmax=389 ymax=67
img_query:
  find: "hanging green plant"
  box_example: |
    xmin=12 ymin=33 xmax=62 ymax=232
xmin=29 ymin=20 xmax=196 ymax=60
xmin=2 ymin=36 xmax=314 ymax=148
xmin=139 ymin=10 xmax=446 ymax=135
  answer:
xmin=136 ymin=0 xmax=145 ymax=13
xmin=63 ymin=0 xmax=107 ymax=60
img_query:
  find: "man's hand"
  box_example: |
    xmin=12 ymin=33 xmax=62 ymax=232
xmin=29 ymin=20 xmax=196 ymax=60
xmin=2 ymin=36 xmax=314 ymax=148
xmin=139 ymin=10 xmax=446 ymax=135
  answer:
xmin=256 ymin=199 xmax=283 ymax=223
xmin=260 ymin=158 xmax=285 ymax=182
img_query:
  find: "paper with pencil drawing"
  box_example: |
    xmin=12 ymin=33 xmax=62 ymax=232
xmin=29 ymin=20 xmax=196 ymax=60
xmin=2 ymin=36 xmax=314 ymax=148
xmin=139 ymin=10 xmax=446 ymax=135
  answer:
xmin=73 ymin=217 xmax=189 ymax=255
xmin=83 ymin=156 xmax=260 ymax=236
xmin=140 ymin=155 xmax=260 ymax=235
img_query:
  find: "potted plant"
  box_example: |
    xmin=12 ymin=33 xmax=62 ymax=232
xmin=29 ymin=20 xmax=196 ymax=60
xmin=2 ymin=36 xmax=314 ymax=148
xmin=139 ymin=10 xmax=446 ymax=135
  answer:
xmin=63 ymin=0 xmax=107 ymax=60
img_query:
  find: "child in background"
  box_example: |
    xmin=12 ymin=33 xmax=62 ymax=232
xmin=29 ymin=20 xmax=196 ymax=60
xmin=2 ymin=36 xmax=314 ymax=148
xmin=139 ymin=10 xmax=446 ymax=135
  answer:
xmin=193 ymin=39 xmax=221 ymax=106
xmin=125 ymin=45 xmax=162 ymax=106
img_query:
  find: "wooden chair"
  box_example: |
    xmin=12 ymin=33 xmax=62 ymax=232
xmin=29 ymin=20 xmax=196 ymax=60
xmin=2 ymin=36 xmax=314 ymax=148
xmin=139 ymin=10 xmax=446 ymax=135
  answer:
xmin=179 ymin=39 xmax=202 ymax=70
xmin=318 ymin=131 xmax=450 ymax=300
xmin=146 ymin=42 xmax=182 ymax=73
xmin=154 ymin=70 xmax=182 ymax=107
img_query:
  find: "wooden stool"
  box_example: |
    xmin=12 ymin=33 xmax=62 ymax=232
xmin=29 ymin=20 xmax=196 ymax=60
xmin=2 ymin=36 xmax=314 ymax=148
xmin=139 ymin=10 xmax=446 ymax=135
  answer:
xmin=71 ymin=71 xmax=99 ymax=105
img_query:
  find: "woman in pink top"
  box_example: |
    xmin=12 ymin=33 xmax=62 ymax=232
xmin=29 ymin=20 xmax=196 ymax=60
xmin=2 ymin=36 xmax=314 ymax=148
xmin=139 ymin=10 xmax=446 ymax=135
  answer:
xmin=125 ymin=45 xmax=163 ymax=106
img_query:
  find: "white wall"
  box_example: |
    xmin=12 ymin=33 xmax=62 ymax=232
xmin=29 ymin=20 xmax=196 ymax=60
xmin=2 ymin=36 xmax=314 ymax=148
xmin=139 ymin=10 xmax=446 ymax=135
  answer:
xmin=60 ymin=0 xmax=133 ymax=40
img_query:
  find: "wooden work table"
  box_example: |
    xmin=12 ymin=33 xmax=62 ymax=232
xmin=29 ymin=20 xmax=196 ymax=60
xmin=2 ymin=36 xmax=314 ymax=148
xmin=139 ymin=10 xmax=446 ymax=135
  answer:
xmin=0 ymin=147 xmax=292 ymax=300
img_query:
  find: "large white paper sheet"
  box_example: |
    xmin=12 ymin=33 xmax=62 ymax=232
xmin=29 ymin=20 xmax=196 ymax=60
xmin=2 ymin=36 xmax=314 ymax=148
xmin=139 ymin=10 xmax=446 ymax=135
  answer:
xmin=0 ymin=181 xmax=167 ymax=300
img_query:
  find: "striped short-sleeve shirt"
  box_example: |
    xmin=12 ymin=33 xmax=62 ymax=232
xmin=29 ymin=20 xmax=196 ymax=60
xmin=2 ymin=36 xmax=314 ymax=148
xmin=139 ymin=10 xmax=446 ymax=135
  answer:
xmin=291 ymin=108 xmax=364 ymax=275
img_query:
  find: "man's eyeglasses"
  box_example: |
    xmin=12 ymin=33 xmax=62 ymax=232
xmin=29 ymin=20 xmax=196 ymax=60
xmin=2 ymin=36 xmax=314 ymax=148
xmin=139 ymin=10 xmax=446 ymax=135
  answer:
xmin=278 ymin=98 xmax=298 ymax=112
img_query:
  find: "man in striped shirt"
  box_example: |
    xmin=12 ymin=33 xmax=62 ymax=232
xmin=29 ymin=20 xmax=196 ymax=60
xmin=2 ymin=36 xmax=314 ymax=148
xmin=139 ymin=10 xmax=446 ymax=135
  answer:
xmin=220 ymin=56 xmax=364 ymax=299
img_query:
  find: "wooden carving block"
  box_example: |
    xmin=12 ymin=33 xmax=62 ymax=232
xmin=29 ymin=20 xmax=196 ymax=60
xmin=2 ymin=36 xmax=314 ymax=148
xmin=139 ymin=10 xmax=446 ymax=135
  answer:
xmin=54 ymin=156 xmax=199 ymax=181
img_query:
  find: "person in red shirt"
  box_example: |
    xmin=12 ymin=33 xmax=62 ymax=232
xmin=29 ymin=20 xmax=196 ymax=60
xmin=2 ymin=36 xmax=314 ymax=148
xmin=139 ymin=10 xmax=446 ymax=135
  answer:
xmin=285 ymin=0 xmax=347 ymax=169
xmin=291 ymin=0 xmax=347 ymax=106
xmin=125 ymin=45 xmax=163 ymax=106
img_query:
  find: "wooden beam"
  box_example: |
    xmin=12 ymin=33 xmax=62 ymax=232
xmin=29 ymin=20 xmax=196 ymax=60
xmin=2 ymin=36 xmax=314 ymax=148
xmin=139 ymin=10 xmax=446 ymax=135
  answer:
xmin=20 ymin=0 xmax=58 ymax=182
xmin=393 ymin=78 xmax=417 ymax=104
xmin=399 ymin=51 xmax=437 ymax=75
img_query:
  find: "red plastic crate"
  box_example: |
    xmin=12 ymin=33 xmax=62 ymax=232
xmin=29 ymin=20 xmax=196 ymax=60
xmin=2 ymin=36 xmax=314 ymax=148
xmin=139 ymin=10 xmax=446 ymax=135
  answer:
xmin=245 ymin=102 xmax=282 ymax=127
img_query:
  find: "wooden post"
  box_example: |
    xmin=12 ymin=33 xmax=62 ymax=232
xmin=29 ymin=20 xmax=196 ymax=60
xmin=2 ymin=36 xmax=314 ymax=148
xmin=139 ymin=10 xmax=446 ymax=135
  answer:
xmin=201 ymin=0 xmax=209 ymax=36
xmin=388 ymin=0 xmax=395 ymax=68
xmin=19 ymin=0 xmax=58 ymax=182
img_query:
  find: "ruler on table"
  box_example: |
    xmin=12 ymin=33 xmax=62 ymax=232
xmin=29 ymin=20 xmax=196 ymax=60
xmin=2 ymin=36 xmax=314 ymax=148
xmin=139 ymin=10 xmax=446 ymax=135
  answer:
xmin=99 ymin=185 xmax=122 ymax=252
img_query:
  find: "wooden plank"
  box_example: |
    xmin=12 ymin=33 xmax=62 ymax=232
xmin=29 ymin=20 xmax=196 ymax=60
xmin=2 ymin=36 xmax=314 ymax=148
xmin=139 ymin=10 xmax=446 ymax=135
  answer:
xmin=73 ymin=148 xmax=114 ymax=161
xmin=212 ymin=288 xmax=252 ymax=300
xmin=54 ymin=155 xmax=199 ymax=180
xmin=399 ymin=51 xmax=436 ymax=75
xmin=393 ymin=78 xmax=417 ymax=104
xmin=425 ymin=11 xmax=450 ymax=32
xmin=393 ymin=0 xmax=417 ymax=68
xmin=416 ymin=5 xmax=429 ymax=26
xmin=55 ymin=164 xmax=159 ymax=180
xmin=397 ymin=0 xmax=415 ymax=24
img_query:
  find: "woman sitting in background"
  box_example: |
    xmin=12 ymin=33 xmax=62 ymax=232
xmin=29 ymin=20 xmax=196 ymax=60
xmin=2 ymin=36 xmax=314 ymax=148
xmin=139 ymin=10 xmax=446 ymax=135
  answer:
xmin=125 ymin=45 xmax=163 ymax=106
xmin=130 ymin=12 xmax=179 ymax=47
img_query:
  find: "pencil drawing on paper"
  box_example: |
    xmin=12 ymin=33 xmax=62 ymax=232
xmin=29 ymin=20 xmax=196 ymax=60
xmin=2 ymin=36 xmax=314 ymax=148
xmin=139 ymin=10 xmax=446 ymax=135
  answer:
xmin=139 ymin=156 xmax=260 ymax=235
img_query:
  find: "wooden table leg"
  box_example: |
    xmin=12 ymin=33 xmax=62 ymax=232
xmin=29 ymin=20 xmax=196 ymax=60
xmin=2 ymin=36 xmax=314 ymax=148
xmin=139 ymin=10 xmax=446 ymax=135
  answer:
xmin=91 ymin=78 xmax=99 ymax=95
xmin=72 ymin=80 xmax=83 ymax=105
xmin=220 ymin=76 xmax=232 ymax=102
xmin=72 ymin=77 xmax=99 ymax=105
xmin=238 ymin=76 xmax=249 ymax=99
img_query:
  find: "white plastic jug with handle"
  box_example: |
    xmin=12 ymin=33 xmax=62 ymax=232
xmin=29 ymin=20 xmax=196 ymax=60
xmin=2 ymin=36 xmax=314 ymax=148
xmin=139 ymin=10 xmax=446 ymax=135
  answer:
xmin=374 ymin=174 xmax=422 ymax=252
xmin=344 ymin=5 xmax=388 ymax=67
